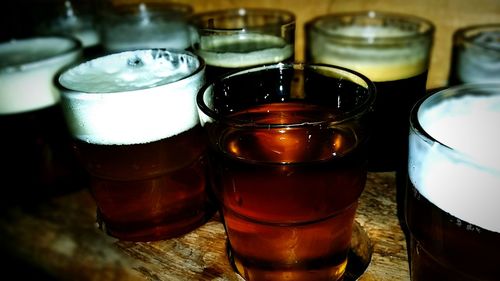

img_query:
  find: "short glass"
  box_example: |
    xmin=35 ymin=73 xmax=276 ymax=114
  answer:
xmin=0 ymin=36 xmax=85 ymax=202
xmin=197 ymin=63 xmax=376 ymax=281
xmin=448 ymin=23 xmax=500 ymax=85
xmin=406 ymin=83 xmax=500 ymax=280
xmin=190 ymin=7 xmax=295 ymax=82
xmin=305 ymin=11 xmax=435 ymax=173
xmin=58 ymin=49 xmax=215 ymax=242
xmin=98 ymin=1 xmax=193 ymax=53
xmin=35 ymin=0 xmax=100 ymax=51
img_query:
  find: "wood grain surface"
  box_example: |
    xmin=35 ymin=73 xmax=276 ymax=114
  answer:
xmin=0 ymin=172 xmax=409 ymax=281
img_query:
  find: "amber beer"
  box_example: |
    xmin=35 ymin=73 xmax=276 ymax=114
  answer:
xmin=197 ymin=63 xmax=375 ymax=281
xmin=0 ymin=37 xmax=84 ymax=201
xmin=305 ymin=11 xmax=434 ymax=172
xmin=406 ymin=84 xmax=500 ymax=280
xmin=190 ymin=8 xmax=295 ymax=82
xmin=58 ymin=49 xmax=214 ymax=241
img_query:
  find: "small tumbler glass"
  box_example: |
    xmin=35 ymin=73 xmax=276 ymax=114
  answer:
xmin=197 ymin=62 xmax=376 ymax=281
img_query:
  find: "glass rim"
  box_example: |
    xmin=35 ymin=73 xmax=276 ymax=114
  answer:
xmin=190 ymin=7 xmax=296 ymax=31
xmin=196 ymin=62 xmax=376 ymax=128
xmin=306 ymin=10 xmax=435 ymax=45
xmin=453 ymin=23 xmax=500 ymax=51
xmin=409 ymin=83 xmax=500 ymax=172
xmin=0 ymin=36 xmax=82 ymax=74
xmin=57 ymin=49 xmax=205 ymax=95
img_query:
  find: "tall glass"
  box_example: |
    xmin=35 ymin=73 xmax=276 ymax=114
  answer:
xmin=197 ymin=63 xmax=376 ymax=281
xmin=0 ymin=36 xmax=85 ymax=202
xmin=190 ymin=8 xmax=295 ymax=82
xmin=98 ymin=1 xmax=193 ymax=53
xmin=58 ymin=49 xmax=215 ymax=242
xmin=305 ymin=11 xmax=435 ymax=173
xmin=448 ymin=23 xmax=500 ymax=85
xmin=406 ymin=83 xmax=500 ymax=280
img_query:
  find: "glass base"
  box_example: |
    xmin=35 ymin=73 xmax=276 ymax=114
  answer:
xmin=227 ymin=221 xmax=373 ymax=281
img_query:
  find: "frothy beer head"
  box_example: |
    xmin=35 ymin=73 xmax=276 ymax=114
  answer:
xmin=455 ymin=25 xmax=500 ymax=83
xmin=58 ymin=49 xmax=205 ymax=145
xmin=307 ymin=11 xmax=434 ymax=81
xmin=0 ymin=37 xmax=82 ymax=114
xmin=197 ymin=33 xmax=293 ymax=68
xmin=409 ymin=84 xmax=500 ymax=233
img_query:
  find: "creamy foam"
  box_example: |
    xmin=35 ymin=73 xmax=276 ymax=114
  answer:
xmin=197 ymin=34 xmax=293 ymax=68
xmin=409 ymin=88 xmax=500 ymax=232
xmin=308 ymin=25 xmax=430 ymax=81
xmin=0 ymin=37 xmax=81 ymax=114
xmin=59 ymin=50 xmax=204 ymax=145
xmin=102 ymin=21 xmax=191 ymax=52
xmin=457 ymin=31 xmax=500 ymax=83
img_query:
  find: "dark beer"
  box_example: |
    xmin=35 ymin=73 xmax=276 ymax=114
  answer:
xmin=406 ymin=185 xmax=500 ymax=280
xmin=305 ymin=11 xmax=434 ymax=172
xmin=190 ymin=8 xmax=295 ymax=82
xmin=0 ymin=37 xmax=84 ymax=202
xmin=59 ymin=49 xmax=214 ymax=241
xmin=196 ymin=33 xmax=294 ymax=82
xmin=198 ymin=63 xmax=375 ymax=281
xmin=406 ymin=84 xmax=500 ymax=280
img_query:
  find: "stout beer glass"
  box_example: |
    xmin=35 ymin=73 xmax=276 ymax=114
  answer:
xmin=406 ymin=84 xmax=500 ymax=280
xmin=58 ymin=49 xmax=214 ymax=241
xmin=305 ymin=11 xmax=434 ymax=172
xmin=448 ymin=23 xmax=500 ymax=85
xmin=98 ymin=1 xmax=193 ymax=53
xmin=0 ymin=36 xmax=84 ymax=202
xmin=197 ymin=63 xmax=376 ymax=281
xmin=190 ymin=8 xmax=295 ymax=82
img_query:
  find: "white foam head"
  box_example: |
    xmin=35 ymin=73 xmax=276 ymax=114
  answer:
xmin=59 ymin=49 xmax=205 ymax=145
xmin=307 ymin=16 xmax=433 ymax=81
xmin=457 ymin=30 xmax=500 ymax=83
xmin=409 ymin=84 xmax=500 ymax=232
xmin=197 ymin=33 xmax=293 ymax=68
xmin=0 ymin=37 xmax=82 ymax=114
xmin=102 ymin=20 xmax=191 ymax=52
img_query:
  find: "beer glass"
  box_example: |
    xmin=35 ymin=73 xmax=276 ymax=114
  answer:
xmin=448 ymin=23 xmax=500 ymax=85
xmin=0 ymin=36 xmax=84 ymax=202
xmin=190 ymin=8 xmax=295 ymax=82
xmin=305 ymin=11 xmax=435 ymax=172
xmin=197 ymin=63 xmax=376 ymax=281
xmin=98 ymin=1 xmax=193 ymax=53
xmin=35 ymin=0 xmax=100 ymax=52
xmin=58 ymin=49 xmax=215 ymax=242
xmin=406 ymin=83 xmax=500 ymax=280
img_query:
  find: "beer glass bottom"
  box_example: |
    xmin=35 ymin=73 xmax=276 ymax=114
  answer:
xmin=97 ymin=208 xmax=215 ymax=242
xmin=223 ymin=203 xmax=361 ymax=281
xmin=226 ymin=219 xmax=373 ymax=281
xmin=409 ymin=237 xmax=481 ymax=281
xmin=88 ymin=157 xmax=215 ymax=242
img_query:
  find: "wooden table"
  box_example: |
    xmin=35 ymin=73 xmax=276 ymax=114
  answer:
xmin=0 ymin=172 xmax=409 ymax=281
